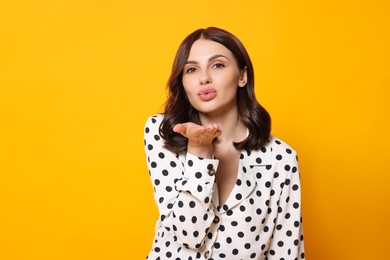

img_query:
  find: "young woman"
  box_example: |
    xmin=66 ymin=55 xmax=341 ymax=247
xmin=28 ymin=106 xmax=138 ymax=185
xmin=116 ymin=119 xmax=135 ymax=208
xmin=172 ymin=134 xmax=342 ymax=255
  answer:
xmin=144 ymin=27 xmax=305 ymax=259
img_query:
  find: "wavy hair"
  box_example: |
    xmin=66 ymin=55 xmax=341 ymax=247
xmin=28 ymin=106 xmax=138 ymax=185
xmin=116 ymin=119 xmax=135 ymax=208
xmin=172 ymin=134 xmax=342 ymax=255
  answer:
xmin=160 ymin=27 xmax=271 ymax=154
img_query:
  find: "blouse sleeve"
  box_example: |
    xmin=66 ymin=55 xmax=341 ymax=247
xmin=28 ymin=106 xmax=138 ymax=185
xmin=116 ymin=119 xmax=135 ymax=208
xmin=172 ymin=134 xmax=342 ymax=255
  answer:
xmin=266 ymin=150 xmax=305 ymax=259
xmin=144 ymin=115 xmax=218 ymax=249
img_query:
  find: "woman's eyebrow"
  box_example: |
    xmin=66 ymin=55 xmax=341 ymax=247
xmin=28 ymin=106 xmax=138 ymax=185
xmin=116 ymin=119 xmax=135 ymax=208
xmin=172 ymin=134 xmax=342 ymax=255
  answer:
xmin=185 ymin=54 xmax=230 ymax=64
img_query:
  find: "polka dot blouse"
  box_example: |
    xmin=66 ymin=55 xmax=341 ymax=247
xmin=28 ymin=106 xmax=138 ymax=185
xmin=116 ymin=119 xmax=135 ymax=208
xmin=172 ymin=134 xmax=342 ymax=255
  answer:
xmin=144 ymin=114 xmax=305 ymax=260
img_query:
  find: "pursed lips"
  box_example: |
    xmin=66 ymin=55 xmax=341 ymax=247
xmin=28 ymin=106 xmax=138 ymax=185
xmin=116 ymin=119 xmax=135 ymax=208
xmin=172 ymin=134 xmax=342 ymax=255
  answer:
xmin=198 ymin=88 xmax=217 ymax=101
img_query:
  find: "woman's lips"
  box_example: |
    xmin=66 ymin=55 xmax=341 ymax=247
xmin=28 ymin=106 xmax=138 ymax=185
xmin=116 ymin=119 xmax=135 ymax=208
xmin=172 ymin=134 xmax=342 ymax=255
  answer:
xmin=198 ymin=89 xmax=217 ymax=101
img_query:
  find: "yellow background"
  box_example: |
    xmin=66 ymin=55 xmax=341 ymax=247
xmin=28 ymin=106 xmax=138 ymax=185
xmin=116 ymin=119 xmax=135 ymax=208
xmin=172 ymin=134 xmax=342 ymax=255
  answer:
xmin=1 ymin=0 xmax=389 ymax=259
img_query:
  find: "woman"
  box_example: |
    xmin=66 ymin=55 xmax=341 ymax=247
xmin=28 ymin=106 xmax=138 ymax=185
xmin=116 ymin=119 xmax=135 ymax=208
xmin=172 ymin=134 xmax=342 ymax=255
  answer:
xmin=144 ymin=27 xmax=305 ymax=259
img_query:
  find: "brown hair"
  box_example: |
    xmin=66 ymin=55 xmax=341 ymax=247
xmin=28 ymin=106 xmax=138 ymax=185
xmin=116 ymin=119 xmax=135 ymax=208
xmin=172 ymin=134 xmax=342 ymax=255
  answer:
xmin=160 ymin=27 xmax=271 ymax=154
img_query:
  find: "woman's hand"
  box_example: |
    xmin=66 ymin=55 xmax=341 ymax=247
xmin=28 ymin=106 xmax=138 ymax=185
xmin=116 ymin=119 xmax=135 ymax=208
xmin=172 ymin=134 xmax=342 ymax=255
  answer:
xmin=173 ymin=122 xmax=221 ymax=158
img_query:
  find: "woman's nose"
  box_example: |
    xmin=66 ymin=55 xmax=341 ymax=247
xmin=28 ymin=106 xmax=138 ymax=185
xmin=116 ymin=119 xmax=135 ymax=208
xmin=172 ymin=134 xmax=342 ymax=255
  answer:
xmin=200 ymin=71 xmax=212 ymax=86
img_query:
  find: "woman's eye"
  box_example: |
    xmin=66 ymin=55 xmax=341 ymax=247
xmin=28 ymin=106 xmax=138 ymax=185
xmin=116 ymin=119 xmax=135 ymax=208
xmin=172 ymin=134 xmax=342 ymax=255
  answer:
xmin=212 ymin=63 xmax=225 ymax=69
xmin=185 ymin=67 xmax=197 ymax=73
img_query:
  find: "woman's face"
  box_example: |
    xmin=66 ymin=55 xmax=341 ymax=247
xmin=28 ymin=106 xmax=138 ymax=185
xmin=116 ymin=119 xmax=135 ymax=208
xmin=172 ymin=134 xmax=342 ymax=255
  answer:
xmin=182 ymin=39 xmax=247 ymax=117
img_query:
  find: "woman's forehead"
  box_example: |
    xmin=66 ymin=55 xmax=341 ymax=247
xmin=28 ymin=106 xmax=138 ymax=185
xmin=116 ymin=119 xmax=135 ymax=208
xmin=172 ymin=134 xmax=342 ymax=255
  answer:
xmin=187 ymin=39 xmax=234 ymax=61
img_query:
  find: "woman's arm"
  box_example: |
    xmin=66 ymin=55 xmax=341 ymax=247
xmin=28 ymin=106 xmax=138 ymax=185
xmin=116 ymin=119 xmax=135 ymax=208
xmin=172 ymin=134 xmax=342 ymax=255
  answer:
xmin=144 ymin=115 xmax=219 ymax=249
xmin=266 ymin=150 xmax=305 ymax=259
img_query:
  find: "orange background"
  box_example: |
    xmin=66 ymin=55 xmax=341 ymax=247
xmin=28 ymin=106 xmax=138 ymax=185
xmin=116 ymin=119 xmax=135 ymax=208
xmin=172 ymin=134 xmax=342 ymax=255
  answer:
xmin=1 ymin=0 xmax=389 ymax=259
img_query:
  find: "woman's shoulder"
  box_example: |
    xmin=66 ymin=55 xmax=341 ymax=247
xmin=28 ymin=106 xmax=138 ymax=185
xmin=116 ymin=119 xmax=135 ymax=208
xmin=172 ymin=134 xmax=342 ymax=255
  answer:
xmin=265 ymin=135 xmax=297 ymax=155
xmin=144 ymin=114 xmax=164 ymax=128
xmin=143 ymin=114 xmax=166 ymax=146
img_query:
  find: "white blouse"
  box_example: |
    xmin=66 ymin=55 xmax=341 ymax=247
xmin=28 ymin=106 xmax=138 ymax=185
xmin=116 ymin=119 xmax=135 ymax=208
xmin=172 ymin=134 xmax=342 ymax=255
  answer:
xmin=144 ymin=114 xmax=305 ymax=260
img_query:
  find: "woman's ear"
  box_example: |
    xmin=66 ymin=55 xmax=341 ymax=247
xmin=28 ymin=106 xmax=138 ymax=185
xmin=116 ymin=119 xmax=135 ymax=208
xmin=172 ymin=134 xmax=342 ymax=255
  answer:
xmin=238 ymin=67 xmax=248 ymax=87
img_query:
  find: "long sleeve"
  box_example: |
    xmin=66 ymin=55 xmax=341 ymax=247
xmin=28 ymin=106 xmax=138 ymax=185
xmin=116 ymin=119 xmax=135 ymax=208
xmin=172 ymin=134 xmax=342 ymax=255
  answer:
xmin=144 ymin=115 xmax=218 ymax=249
xmin=266 ymin=150 xmax=305 ymax=259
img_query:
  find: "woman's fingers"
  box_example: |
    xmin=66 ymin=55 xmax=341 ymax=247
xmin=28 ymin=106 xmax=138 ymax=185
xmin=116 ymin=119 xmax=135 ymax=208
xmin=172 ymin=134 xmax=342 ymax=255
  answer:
xmin=173 ymin=122 xmax=221 ymax=144
xmin=173 ymin=123 xmax=202 ymax=137
xmin=172 ymin=123 xmax=186 ymax=135
xmin=205 ymin=124 xmax=222 ymax=136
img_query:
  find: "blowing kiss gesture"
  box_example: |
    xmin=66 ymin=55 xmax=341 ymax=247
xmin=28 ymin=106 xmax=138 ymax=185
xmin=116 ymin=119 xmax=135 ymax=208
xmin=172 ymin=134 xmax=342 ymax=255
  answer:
xmin=173 ymin=122 xmax=222 ymax=159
